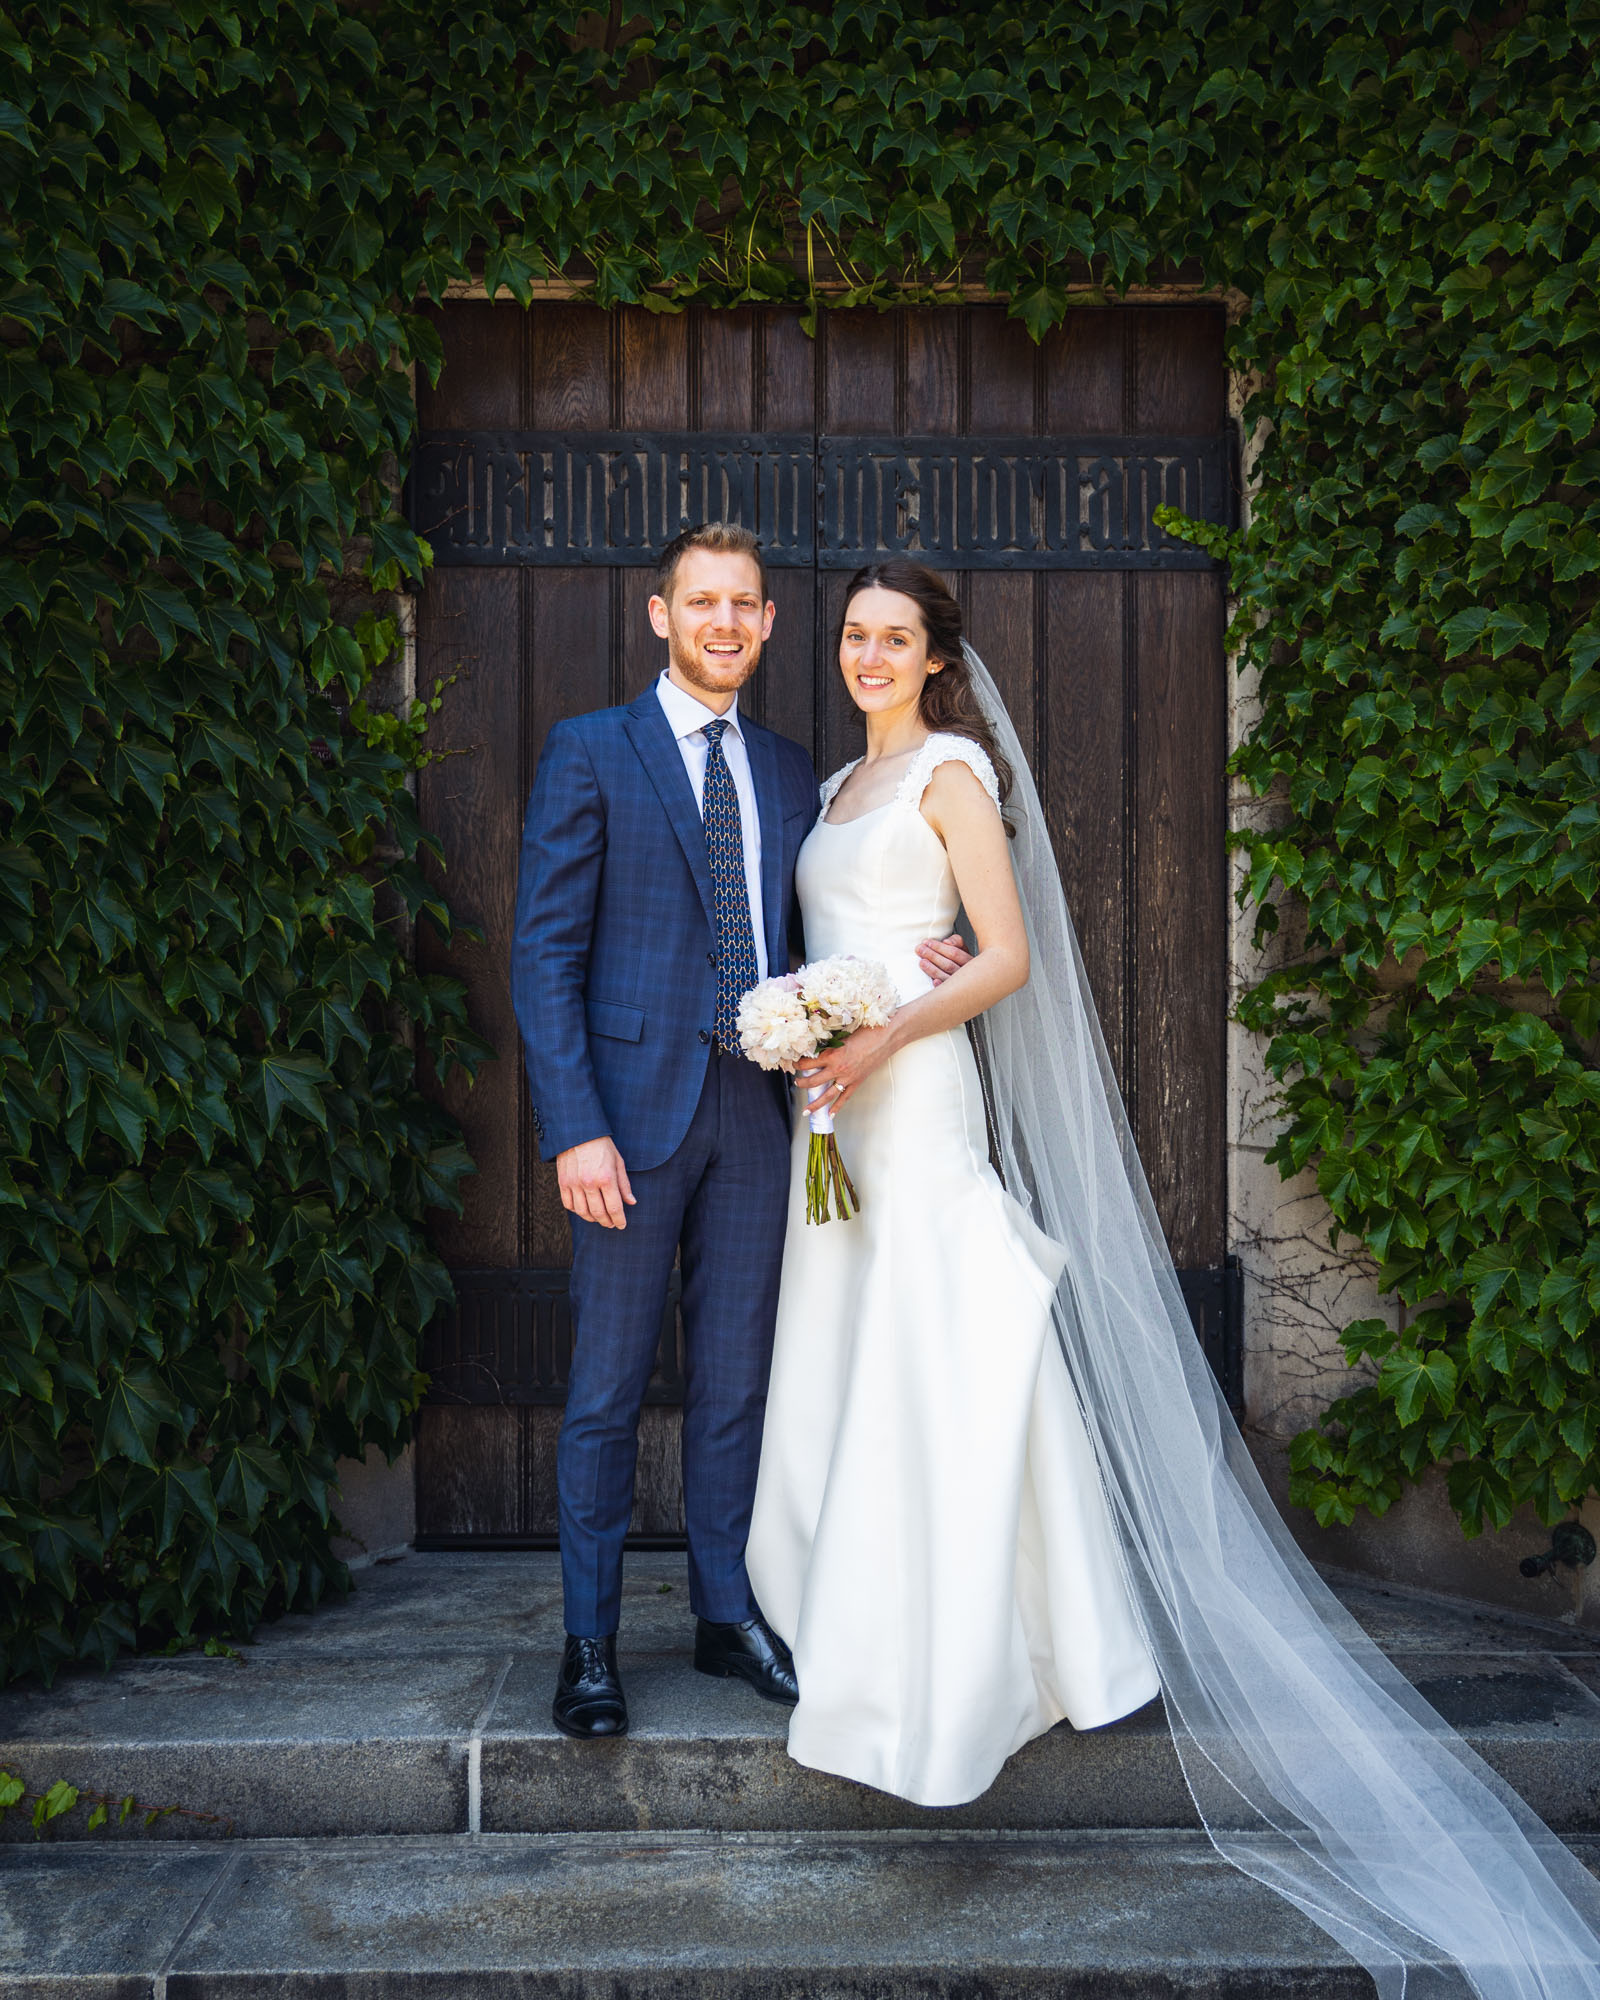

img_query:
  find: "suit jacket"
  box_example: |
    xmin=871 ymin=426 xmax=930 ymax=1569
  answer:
xmin=511 ymin=685 xmax=820 ymax=1173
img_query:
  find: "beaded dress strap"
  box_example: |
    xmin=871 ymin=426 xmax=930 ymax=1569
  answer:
xmin=894 ymin=733 xmax=1001 ymax=811
xmin=818 ymin=759 xmax=861 ymax=812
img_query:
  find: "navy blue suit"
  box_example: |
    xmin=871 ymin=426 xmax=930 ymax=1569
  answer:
xmin=512 ymin=684 xmax=818 ymax=1635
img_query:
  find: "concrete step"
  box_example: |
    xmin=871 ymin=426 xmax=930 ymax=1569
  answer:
xmin=0 ymin=1826 xmax=1455 ymax=1997
xmin=4 ymin=1553 xmax=1600 ymax=1841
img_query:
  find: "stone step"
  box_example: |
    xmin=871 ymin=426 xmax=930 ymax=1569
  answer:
xmin=4 ymin=1553 xmax=1600 ymax=1842
xmin=0 ymin=1826 xmax=1464 ymax=1998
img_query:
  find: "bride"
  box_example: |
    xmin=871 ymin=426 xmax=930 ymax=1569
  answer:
xmin=746 ymin=560 xmax=1161 ymax=1806
xmin=747 ymin=558 xmax=1600 ymax=1999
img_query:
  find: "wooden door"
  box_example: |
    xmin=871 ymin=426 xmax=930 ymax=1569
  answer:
xmin=408 ymin=302 xmax=1232 ymax=1547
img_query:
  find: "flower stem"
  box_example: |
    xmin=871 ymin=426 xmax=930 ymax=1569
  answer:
xmin=806 ymin=1132 xmax=859 ymax=1224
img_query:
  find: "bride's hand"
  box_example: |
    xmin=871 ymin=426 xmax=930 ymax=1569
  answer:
xmin=794 ymin=1022 xmax=897 ymax=1114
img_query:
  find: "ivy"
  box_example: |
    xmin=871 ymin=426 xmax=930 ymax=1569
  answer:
xmin=0 ymin=0 xmax=488 ymax=1685
xmin=1219 ymin=7 xmax=1600 ymax=1537
xmin=0 ymin=1763 xmax=231 ymax=1836
xmin=2 ymin=0 xmax=1597 ymax=1686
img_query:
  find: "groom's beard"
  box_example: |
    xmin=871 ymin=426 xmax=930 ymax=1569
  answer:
xmin=668 ymin=627 xmax=764 ymax=698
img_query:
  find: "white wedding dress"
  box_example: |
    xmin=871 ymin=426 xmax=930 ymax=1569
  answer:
xmin=746 ymin=733 xmax=1161 ymax=1809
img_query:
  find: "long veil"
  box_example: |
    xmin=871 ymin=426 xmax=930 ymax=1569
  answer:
xmin=963 ymin=639 xmax=1600 ymax=1999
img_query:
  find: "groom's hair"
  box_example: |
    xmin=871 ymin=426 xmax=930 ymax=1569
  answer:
xmin=656 ymin=522 xmax=768 ymax=604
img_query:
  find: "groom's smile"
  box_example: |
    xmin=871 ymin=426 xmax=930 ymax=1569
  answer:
xmin=648 ymin=547 xmax=776 ymax=706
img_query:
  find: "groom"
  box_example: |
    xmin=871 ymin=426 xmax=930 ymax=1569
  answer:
xmin=512 ymin=521 xmax=964 ymax=1739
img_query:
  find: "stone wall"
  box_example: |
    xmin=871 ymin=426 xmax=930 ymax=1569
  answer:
xmin=330 ymin=1444 xmax=417 ymax=1569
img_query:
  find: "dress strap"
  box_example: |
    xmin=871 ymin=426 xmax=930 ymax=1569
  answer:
xmin=819 ymin=759 xmax=861 ymax=812
xmin=894 ymin=733 xmax=1002 ymax=812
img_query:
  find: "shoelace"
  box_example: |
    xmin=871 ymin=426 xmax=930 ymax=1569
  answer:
xmin=566 ymin=1638 xmax=615 ymax=1687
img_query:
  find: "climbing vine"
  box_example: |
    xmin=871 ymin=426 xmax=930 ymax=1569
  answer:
xmin=1222 ymin=11 xmax=1600 ymax=1536
xmin=2 ymin=0 xmax=1597 ymax=1686
xmin=0 ymin=0 xmax=486 ymax=1684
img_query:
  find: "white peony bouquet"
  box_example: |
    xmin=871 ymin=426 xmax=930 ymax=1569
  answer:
xmin=737 ymin=954 xmax=899 ymax=1223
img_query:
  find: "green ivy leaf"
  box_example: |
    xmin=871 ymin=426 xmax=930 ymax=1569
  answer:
xmin=252 ymin=1055 xmax=331 ymax=1135
xmin=1377 ymin=1347 xmax=1458 ymax=1426
xmin=93 ymin=1366 xmax=181 ymax=1470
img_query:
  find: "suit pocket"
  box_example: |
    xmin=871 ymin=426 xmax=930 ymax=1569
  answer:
xmin=586 ymin=998 xmax=645 ymax=1042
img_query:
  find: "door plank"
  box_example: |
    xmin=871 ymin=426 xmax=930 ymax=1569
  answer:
xmin=621 ymin=309 xmax=692 ymax=704
xmin=616 ymin=307 xmax=699 ymax=1535
xmin=1135 ymin=570 xmax=1227 ymax=1267
xmin=763 ymin=566 xmax=818 ymax=778
xmin=529 ymin=303 xmax=612 ymax=428
xmin=417 ymin=301 xmax=524 ymax=428
xmin=417 ymin=567 xmax=525 ymax=1268
xmin=1042 ymin=310 xmax=1126 ymax=433
xmin=903 ymin=309 xmax=960 ymax=433
xmin=964 ymin=309 xmax=1039 ymax=776
xmin=755 ymin=310 xmax=819 ymax=758
xmin=1043 ymin=571 xmax=1129 ymax=1096
xmin=1135 ymin=305 xmax=1225 ymax=431
xmin=526 ymin=306 xmax=616 ymax=1268
xmin=697 ymin=306 xmax=754 ymax=429
xmin=819 ymin=312 xmax=899 ymax=773
xmin=966 ymin=308 xmax=1037 ymax=430
xmin=1130 ymin=306 xmax=1226 ymax=1265
xmin=622 ymin=306 xmax=689 ymax=427
xmin=759 ymin=308 xmax=817 ymax=430
xmin=416 ymin=1406 xmax=523 ymax=1539
xmin=824 ymin=308 xmax=896 ymax=436
xmin=415 ymin=304 xmax=528 ymax=1270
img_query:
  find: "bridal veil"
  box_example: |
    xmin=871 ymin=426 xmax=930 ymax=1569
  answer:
xmin=964 ymin=640 xmax=1600 ymax=1999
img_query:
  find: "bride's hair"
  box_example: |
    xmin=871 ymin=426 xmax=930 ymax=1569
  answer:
xmin=836 ymin=559 xmax=1013 ymax=808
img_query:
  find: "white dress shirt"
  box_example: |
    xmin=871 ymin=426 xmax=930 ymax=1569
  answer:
xmin=655 ymin=670 xmax=768 ymax=981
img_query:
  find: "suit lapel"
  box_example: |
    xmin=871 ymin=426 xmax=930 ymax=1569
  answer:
xmin=743 ymin=722 xmax=785 ymax=975
xmin=622 ymin=691 xmax=716 ymax=933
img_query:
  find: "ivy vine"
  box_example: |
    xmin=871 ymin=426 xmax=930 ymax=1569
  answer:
xmin=2 ymin=0 xmax=1597 ymax=1687
xmin=0 ymin=1763 xmax=231 ymax=1837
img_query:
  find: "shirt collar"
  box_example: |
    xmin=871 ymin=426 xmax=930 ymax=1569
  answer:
xmin=656 ymin=668 xmax=742 ymax=744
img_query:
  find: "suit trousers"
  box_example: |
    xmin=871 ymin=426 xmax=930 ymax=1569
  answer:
xmin=559 ymin=1045 xmax=792 ymax=1636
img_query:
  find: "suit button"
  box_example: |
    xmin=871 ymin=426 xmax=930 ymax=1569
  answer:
xmin=707 ymin=952 xmax=717 ymax=966
xmin=698 ymin=1029 xmax=710 ymax=1044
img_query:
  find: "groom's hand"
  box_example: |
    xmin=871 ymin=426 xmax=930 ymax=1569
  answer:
xmin=557 ymin=1136 xmax=637 ymax=1229
xmin=917 ymin=933 xmax=971 ymax=985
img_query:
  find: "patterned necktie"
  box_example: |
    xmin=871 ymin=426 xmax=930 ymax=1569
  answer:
xmin=701 ymin=717 xmax=760 ymax=1051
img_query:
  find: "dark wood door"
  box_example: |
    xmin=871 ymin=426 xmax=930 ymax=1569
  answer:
xmin=409 ymin=302 xmax=1230 ymax=1546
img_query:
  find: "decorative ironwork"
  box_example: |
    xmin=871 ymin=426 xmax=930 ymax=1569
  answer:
xmin=816 ymin=434 xmax=1233 ymax=569
xmin=407 ymin=429 xmax=1236 ymax=570
xmin=408 ymin=430 xmax=815 ymax=567
xmin=422 ymin=1262 xmax=1241 ymax=1411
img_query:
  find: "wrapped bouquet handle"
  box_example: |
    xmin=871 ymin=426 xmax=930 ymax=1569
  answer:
xmin=736 ymin=954 xmax=898 ymax=1224
xmin=798 ymin=1064 xmax=859 ymax=1225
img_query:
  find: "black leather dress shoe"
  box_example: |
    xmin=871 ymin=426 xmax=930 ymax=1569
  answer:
xmin=694 ymin=1614 xmax=799 ymax=1706
xmin=552 ymin=1633 xmax=628 ymax=1738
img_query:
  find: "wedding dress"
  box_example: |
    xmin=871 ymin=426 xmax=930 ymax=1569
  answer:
xmin=747 ymin=655 xmax=1600 ymax=2000
xmin=746 ymin=733 xmax=1161 ymax=1807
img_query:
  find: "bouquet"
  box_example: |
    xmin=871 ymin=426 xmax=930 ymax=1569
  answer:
xmin=737 ymin=954 xmax=900 ymax=1223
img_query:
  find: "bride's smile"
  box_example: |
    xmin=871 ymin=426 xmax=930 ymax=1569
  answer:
xmin=839 ymin=585 xmax=944 ymax=729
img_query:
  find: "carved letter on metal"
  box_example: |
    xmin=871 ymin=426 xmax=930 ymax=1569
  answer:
xmin=408 ymin=430 xmax=1235 ymax=571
